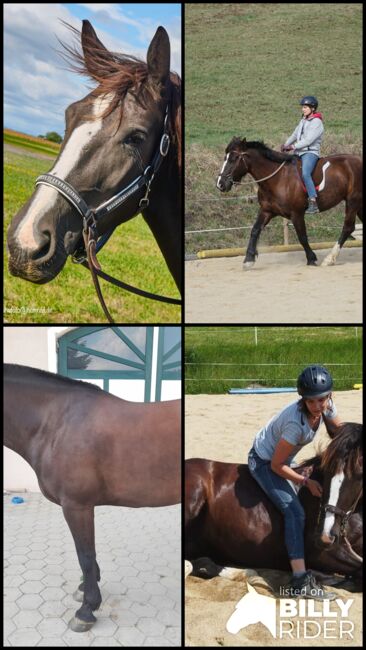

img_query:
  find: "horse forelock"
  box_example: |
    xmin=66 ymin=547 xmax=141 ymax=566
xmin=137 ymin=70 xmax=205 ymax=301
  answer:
xmin=320 ymin=422 xmax=363 ymax=479
xmin=226 ymin=137 xmax=243 ymax=153
xmin=58 ymin=22 xmax=181 ymax=173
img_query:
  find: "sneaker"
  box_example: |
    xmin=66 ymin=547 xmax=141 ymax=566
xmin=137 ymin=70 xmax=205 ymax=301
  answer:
xmin=281 ymin=571 xmax=336 ymax=600
xmin=305 ymin=198 xmax=319 ymax=214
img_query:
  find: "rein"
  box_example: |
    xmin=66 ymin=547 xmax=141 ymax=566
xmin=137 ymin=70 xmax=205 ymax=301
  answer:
xmin=35 ymin=106 xmax=181 ymax=322
xmin=232 ymin=152 xmax=287 ymax=185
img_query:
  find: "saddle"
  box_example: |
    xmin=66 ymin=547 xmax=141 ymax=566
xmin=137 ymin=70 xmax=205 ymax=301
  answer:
xmin=293 ymin=156 xmax=331 ymax=193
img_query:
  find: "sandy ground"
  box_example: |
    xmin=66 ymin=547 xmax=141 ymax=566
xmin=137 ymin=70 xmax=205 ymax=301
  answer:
xmin=185 ymin=391 xmax=363 ymax=647
xmin=185 ymin=248 xmax=362 ymax=323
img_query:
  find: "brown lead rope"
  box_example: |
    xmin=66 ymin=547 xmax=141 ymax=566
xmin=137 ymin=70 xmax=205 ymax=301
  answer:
xmin=83 ymin=227 xmax=115 ymax=323
xmin=82 ymin=226 xmax=181 ymax=323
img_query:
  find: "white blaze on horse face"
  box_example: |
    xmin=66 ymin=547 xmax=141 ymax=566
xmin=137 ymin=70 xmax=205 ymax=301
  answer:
xmin=320 ymin=471 xmax=345 ymax=544
xmin=14 ymin=95 xmax=113 ymax=251
xmin=217 ymin=154 xmax=229 ymax=188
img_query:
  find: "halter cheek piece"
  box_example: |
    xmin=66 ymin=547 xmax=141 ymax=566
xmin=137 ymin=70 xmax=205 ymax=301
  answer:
xmin=318 ymin=483 xmax=363 ymax=559
xmin=35 ymin=106 xmax=180 ymax=322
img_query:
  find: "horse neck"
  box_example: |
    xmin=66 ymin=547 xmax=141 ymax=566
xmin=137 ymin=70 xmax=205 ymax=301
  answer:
xmin=246 ymin=150 xmax=285 ymax=187
xmin=142 ymin=154 xmax=182 ymax=292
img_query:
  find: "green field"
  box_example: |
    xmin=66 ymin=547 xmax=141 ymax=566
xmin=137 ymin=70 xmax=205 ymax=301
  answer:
xmin=185 ymin=3 xmax=362 ymax=254
xmin=185 ymin=326 xmax=362 ymax=394
xmin=4 ymin=146 xmax=181 ymax=323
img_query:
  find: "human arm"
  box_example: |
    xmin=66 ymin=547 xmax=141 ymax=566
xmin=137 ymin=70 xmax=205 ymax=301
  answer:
xmin=271 ymin=438 xmax=322 ymax=496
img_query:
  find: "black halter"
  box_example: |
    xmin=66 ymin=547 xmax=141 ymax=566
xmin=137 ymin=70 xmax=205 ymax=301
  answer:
xmin=35 ymin=106 xmax=181 ymax=321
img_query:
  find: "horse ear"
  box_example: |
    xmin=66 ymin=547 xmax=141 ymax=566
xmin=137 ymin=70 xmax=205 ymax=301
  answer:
xmin=81 ymin=20 xmax=110 ymax=73
xmin=242 ymin=138 xmax=247 ymax=145
xmin=147 ymin=26 xmax=170 ymax=86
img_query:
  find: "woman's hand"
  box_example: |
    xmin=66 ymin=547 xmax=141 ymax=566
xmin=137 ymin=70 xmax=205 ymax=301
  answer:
xmin=306 ymin=478 xmax=323 ymax=497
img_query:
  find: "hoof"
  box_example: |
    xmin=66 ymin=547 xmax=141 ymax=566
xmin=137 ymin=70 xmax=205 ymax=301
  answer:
xmin=68 ymin=615 xmax=96 ymax=633
xmin=321 ymin=256 xmax=335 ymax=267
xmin=73 ymin=588 xmax=84 ymax=602
xmin=185 ymin=560 xmax=193 ymax=579
xmin=307 ymin=260 xmax=317 ymax=266
xmin=243 ymin=261 xmax=255 ymax=270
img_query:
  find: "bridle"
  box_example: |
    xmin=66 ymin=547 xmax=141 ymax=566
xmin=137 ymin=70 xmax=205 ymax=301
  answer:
xmin=317 ymin=481 xmax=363 ymax=562
xmin=230 ymin=151 xmax=287 ymax=186
xmin=35 ymin=106 xmax=181 ymax=322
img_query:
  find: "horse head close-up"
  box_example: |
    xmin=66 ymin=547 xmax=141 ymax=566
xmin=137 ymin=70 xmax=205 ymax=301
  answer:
xmin=7 ymin=19 xmax=181 ymax=321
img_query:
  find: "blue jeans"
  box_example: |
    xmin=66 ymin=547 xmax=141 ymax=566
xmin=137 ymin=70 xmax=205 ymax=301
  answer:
xmin=248 ymin=447 xmax=305 ymax=560
xmin=301 ymin=152 xmax=319 ymax=199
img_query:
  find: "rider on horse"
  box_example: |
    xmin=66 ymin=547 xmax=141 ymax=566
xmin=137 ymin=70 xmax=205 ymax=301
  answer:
xmin=248 ymin=365 xmax=343 ymax=600
xmin=281 ymin=96 xmax=324 ymax=215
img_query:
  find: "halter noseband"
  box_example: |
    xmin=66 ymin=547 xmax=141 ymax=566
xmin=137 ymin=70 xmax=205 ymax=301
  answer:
xmin=35 ymin=106 xmax=170 ymax=246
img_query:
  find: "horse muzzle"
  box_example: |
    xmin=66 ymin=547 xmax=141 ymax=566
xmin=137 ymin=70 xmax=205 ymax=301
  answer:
xmin=216 ymin=176 xmax=233 ymax=192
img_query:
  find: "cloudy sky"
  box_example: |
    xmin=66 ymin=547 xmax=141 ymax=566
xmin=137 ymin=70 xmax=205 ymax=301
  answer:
xmin=4 ymin=3 xmax=181 ymax=136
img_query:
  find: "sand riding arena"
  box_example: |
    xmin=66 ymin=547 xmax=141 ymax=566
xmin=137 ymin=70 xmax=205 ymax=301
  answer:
xmin=185 ymin=246 xmax=362 ymax=323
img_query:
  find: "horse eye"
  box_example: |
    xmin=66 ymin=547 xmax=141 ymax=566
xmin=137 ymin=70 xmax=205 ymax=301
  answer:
xmin=123 ymin=132 xmax=146 ymax=147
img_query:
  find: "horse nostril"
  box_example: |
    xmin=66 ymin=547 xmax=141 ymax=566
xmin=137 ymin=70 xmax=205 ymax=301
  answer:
xmin=29 ymin=231 xmax=52 ymax=261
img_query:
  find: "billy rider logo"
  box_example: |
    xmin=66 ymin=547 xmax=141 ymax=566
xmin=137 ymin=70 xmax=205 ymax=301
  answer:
xmin=226 ymin=583 xmax=354 ymax=639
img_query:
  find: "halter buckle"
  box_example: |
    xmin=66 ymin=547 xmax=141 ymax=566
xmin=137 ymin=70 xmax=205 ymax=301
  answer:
xmin=160 ymin=133 xmax=170 ymax=157
xmin=139 ymin=197 xmax=150 ymax=209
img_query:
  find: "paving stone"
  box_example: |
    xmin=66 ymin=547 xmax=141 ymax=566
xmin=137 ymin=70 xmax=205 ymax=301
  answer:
xmin=4 ymin=493 xmax=181 ymax=646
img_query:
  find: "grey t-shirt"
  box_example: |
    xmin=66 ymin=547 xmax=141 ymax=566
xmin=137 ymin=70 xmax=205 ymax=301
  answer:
xmin=253 ymin=398 xmax=337 ymax=463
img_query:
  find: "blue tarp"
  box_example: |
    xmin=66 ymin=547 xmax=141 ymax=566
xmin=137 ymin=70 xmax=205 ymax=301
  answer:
xmin=228 ymin=387 xmax=297 ymax=394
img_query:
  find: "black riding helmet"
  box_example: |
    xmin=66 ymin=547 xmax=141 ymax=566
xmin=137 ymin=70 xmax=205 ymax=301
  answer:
xmin=297 ymin=365 xmax=333 ymax=399
xmin=300 ymin=96 xmax=318 ymax=110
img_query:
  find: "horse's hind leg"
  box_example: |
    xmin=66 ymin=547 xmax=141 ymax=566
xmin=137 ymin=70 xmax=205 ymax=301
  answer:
xmin=291 ymin=214 xmax=318 ymax=265
xmin=62 ymin=505 xmax=102 ymax=632
xmin=185 ymin=462 xmax=208 ymax=558
xmin=321 ymin=198 xmax=360 ymax=266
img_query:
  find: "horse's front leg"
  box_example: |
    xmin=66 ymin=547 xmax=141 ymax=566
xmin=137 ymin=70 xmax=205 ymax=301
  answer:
xmin=62 ymin=505 xmax=102 ymax=632
xmin=74 ymin=561 xmax=101 ymax=602
xmin=291 ymin=213 xmax=317 ymax=265
xmin=243 ymin=211 xmax=272 ymax=270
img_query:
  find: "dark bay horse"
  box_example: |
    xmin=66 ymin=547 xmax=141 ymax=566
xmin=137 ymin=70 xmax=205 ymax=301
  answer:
xmin=217 ymin=138 xmax=362 ymax=268
xmin=186 ymin=423 xmax=362 ymax=581
xmin=4 ymin=364 xmax=181 ymax=632
xmin=7 ymin=20 xmax=181 ymax=321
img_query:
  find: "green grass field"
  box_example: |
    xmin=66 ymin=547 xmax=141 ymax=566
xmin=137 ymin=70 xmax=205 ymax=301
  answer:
xmin=185 ymin=326 xmax=362 ymax=394
xmin=185 ymin=3 xmax=362 ymax=254
xmin=4 ymin=145 xmax=181 ymax=323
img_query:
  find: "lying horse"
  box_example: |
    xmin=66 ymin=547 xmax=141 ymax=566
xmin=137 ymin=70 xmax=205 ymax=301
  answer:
xmin=185 ymin=423 xmax=362 ymax=581
xmin=217 ymin=138 xmax=362 ymax=268
xmin=4 ymin=364 xmax=181 ymax=632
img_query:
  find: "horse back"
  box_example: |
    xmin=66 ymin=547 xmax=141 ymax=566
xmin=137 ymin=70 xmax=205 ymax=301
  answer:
xmin=295 ymin=154 xmax=362 ymax=188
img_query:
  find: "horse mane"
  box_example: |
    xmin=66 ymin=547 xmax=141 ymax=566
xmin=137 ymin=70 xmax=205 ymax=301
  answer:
xmin=245 ymin=140 xmax=293 ymax=164
xmin=5 ymin=363 xmax=102 ymax=392
xmin=57 ymin=22 xmax=181 ymax=173
xmin=299 ymin=422 xmax=363 ymax=479
xmin=228 ymin=137 xmax=293 ymax=164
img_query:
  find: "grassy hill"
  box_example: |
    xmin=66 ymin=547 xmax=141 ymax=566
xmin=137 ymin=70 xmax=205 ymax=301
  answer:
xmin=185 ymin=3 xmax=362 ymax=253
